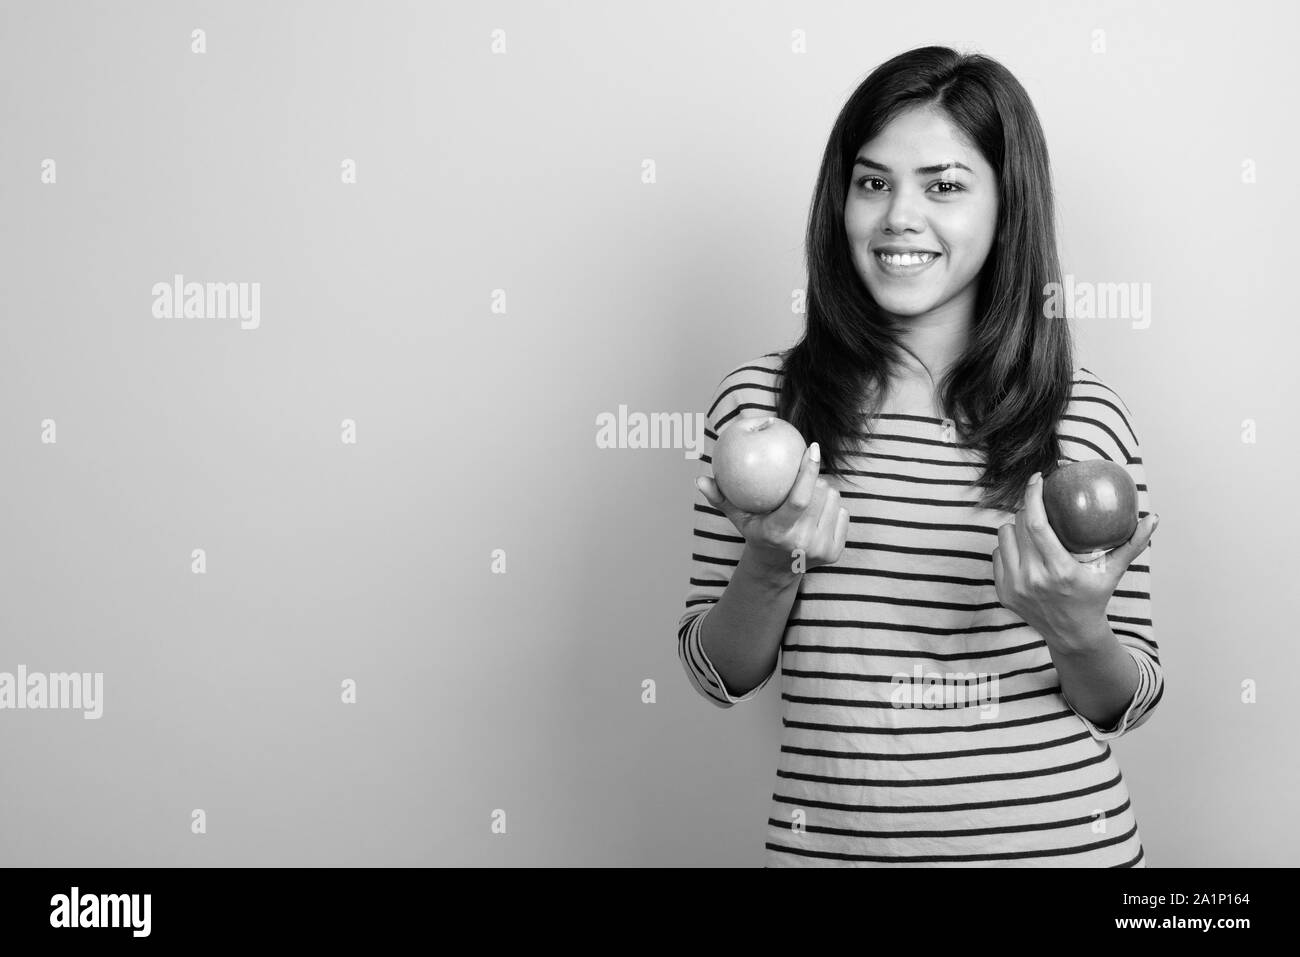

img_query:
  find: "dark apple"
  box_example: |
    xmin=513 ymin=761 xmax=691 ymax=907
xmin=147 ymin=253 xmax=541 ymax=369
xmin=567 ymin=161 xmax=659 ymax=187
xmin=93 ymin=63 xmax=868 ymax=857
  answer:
xmin=1041 ymin=460 xmax=1139 ymax=554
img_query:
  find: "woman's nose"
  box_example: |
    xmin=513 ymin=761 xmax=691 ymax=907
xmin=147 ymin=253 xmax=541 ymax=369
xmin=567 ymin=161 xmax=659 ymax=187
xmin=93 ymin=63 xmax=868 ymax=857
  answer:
xmin=883 ymin=192 xmax=925 ymax=234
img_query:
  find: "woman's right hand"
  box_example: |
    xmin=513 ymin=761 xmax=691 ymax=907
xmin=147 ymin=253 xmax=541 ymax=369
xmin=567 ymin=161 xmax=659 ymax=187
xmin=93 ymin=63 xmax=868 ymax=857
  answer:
xmin=697 ymin=441 xmax=851 ymax=577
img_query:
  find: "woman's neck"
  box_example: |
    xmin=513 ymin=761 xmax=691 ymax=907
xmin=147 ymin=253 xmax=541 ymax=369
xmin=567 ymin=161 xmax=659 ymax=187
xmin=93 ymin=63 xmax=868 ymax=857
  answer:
xmin=882 ymin=372 xmax=946 ymax=419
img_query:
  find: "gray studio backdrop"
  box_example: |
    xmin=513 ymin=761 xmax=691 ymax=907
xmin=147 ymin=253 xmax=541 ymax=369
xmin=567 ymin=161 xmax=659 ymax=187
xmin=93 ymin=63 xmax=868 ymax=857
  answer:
xmin=2 ymin=0 xmax=1297 ymax=866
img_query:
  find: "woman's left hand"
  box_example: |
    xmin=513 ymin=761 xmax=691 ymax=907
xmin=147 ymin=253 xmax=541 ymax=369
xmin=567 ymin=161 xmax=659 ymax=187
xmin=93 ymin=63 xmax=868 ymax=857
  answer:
xmin=992 ymin=470 xmax=1159 ymax=655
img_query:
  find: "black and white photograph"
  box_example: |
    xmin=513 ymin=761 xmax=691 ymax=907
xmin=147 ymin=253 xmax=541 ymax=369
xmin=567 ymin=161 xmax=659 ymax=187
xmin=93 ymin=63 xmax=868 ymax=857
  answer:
xmin=0 ymin=0 xmax=1292 ymax=939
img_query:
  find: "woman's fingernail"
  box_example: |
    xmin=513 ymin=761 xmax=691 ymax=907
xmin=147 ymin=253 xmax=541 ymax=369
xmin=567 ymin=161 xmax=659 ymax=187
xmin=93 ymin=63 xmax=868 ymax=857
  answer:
xmin=1029 ymin=472 xmax=1041 ymax=486
xmin=1152 ymin=513 xmax=1160 ymax=529
xmin=695 ymin=477 xmax=707 ymax=495
xmin=810 ymin=442 xmax=821 ymax=463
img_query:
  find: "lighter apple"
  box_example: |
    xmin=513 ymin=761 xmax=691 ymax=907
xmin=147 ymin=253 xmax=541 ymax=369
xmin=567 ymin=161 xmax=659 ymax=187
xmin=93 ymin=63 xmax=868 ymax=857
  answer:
xmin=711 ymin=416 xmax=807 ymax=514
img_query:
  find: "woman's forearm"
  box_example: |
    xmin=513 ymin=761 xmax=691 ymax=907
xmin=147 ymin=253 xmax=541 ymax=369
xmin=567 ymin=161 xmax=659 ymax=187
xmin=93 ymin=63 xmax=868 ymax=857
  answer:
xmin=699 ymin=547 xmax=803 ymax=698
xmin=1050 ymin=624 xmax=1140 ymax=730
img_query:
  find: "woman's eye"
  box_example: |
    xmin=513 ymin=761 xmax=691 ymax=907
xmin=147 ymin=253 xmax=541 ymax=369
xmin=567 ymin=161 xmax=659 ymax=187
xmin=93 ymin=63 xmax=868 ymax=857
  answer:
xmin=931 ymin=181 xmax=964 ymax=194
xmin=856 ymin=176 xmax=886 ymax=191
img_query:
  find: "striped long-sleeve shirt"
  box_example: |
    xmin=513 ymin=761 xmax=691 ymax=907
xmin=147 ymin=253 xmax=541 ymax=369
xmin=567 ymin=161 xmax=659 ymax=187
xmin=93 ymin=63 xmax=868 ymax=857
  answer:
xmin=677 ymin=353 xmax=1162 ymax=867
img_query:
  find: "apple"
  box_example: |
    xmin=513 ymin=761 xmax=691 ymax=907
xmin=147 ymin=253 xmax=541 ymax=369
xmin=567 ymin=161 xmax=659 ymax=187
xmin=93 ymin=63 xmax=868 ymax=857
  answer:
xmin=712 ymin=416 xmax=807 ymax=513
xmin=1041 ymin=460 xmax=1139 ymax=554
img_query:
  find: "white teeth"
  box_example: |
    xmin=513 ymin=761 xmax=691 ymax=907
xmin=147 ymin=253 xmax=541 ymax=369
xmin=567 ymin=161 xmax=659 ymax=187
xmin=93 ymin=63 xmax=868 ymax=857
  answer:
xmin=877 ymin=251 xmax=937 ymax=266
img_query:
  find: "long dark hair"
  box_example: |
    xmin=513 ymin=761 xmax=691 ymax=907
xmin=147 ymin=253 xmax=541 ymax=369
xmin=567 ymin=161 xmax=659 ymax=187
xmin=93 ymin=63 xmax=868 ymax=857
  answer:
xmin=776 ymin=45 xmax=1072 ymax=513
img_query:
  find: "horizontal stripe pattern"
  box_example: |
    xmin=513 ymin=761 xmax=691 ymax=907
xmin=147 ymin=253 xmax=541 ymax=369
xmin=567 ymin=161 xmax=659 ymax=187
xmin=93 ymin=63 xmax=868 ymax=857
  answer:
xmin=678 ymin=354 xmax=1160 ymax=867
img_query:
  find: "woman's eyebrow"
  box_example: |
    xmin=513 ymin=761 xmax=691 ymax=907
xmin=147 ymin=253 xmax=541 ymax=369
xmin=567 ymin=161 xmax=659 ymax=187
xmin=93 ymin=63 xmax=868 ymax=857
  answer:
xmin=854 ymin=157 xmax=973 ymax=175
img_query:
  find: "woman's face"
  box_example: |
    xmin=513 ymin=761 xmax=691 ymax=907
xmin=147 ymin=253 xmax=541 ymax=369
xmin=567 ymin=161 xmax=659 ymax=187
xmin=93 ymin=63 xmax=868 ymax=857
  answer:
xmin=844 ymin=106 xmax=999 ymax=324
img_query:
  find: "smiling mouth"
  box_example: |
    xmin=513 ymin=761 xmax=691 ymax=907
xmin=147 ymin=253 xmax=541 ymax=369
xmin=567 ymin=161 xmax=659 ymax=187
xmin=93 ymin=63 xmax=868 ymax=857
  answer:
xmin=875 ymin=251 xmax=940 ymax=266
xmin=874 ymin=250 xmax=941 ymax=276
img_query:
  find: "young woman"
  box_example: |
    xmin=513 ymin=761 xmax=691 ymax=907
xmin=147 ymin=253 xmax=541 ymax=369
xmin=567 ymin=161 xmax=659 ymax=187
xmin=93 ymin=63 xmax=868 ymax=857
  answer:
xmin=678 ymin=46 xmax=1162 ymax=867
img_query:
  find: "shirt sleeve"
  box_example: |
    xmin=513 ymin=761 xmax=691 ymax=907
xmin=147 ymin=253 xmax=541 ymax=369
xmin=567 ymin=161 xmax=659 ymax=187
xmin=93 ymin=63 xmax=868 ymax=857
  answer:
xmin=676 ymin=358 xmax=783 ymax=708
xmin=1058 ymin=372 xmax=1164 ymax=741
